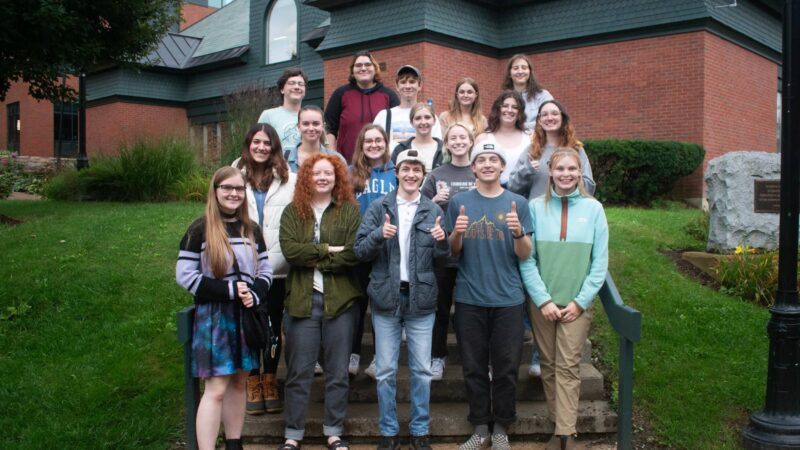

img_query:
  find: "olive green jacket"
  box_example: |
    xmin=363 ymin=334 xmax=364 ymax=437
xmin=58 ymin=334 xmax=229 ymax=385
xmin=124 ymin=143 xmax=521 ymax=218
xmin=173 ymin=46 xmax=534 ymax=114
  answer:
xmin=279 ymin=200 xmax=363 ymax=318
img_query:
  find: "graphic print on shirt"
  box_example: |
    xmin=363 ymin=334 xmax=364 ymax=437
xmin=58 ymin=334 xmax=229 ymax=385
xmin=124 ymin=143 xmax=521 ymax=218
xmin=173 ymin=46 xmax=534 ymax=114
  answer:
xmin=280 ymin=123 xmax=301 ymax=148
xmin=464 ymin=214 xmax=506 ymax=240
xmin=356 ymin=177 xmax=396 ymax=201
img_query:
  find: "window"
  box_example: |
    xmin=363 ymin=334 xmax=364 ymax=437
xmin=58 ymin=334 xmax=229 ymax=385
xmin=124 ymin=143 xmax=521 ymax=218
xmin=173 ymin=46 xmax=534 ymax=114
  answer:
xmin=207 ymin=0 xmax=235 ymax=7
xmin=266 ymin=0 xmax=297 ymax=64
xmin=54 ymin=102 xmax=79 ymax=157
xmin=6 ymin=102 xmax=20 ymax=153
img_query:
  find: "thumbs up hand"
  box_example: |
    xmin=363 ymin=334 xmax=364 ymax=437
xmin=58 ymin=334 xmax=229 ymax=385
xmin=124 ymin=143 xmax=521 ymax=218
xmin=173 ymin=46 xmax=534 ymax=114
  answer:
xmin=431 ymin=216 xmax=445 ymax=241
xmin=453 ymin=205 xmax=469 ymax=236
xmin=382 ymin=213 xmax=398 ymax=240
xmin=506 ymin=200 xmax=523 ymax=237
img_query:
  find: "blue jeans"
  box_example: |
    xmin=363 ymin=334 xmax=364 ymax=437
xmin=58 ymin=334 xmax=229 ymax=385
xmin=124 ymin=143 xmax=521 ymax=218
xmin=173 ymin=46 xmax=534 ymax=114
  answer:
xmin=372 ymin=294 xmax=435 ymax=437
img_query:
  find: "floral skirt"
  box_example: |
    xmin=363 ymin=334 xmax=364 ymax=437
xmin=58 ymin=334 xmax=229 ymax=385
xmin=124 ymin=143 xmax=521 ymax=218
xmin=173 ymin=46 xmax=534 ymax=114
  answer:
xmin=192 ymin=301 xmax=257 ymax=378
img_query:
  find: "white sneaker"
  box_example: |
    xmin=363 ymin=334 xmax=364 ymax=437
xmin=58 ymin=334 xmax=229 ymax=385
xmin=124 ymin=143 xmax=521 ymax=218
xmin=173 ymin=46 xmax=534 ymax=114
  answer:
xmin=459 ymin=433 xmax=490 ymax=450
xmin=314 ymin=361 xmax=323 ymax=375
xmin=364 ymin=357 xmax=377 ymax=379
xmin=431 ymin=357 xmax=445 ymax=381
xmin=528 ymin=361 xmax=541 ymax=377
xmin=348 ymin=353 xmax=360 ymax=376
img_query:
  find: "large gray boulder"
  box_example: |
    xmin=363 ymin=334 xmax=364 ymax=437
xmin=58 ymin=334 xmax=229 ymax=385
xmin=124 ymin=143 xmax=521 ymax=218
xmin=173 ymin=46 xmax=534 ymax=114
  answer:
xmin=706 ymin=151 xmax=780 ymax=252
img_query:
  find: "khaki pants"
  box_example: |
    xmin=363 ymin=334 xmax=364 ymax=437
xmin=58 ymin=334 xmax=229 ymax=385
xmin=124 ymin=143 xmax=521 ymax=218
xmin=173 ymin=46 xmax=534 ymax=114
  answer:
xmin=528 ymin=301 xmax=593 ymax=435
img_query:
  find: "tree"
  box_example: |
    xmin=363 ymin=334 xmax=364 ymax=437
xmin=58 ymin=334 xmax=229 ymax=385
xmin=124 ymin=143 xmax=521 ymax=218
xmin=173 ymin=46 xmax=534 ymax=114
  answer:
xmin=0 ymin=0 xmax=182 ymax=102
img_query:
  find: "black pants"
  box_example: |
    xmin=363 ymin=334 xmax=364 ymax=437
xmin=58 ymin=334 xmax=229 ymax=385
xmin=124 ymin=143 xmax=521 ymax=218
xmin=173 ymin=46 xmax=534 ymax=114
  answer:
xmin=454 ymin=302 xmax=524 ymax=428
xmin=250 ymin=278 xmax=286 ymax=375
xmin=351 ymin=262 xmax=375 ymax=355
xmin=432 ymin=264 xmax=457 ymax=358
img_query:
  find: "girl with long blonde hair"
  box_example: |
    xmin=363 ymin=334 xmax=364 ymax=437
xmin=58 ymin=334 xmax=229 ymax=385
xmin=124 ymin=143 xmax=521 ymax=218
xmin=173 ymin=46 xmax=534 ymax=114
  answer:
xmin=176 ymin=166 xmax=273 ymax=450
xmin=439 ymin=77 xmax=488 ymax=136
xmin=520 ymin=147 xmax=608 ymax=450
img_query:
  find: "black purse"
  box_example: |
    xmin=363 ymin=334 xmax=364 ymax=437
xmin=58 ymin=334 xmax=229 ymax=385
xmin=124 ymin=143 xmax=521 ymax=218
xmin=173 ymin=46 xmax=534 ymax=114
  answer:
xmin=232 ymin=256 xmax=278 ymax=357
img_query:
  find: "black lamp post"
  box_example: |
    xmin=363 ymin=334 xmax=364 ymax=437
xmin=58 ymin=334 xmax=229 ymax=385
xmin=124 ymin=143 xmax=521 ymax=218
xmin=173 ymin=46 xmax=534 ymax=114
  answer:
xmin=76 ymin=73 xmax=89 ymax=170
xmin=741 ymin=0 xmax=800 ymax=448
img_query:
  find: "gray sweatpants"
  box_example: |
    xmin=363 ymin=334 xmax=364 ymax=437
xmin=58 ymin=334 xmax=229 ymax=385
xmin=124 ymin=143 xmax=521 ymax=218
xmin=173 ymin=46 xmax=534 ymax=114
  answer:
xmin=283 ymin=291 xmax=357 ymax=440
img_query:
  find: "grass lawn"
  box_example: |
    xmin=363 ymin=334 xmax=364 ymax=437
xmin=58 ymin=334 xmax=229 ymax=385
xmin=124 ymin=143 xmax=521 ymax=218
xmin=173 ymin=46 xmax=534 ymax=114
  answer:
xmin=592 ymin=205 xmax=769 ymax=449
xmin=0 ymin=201 xmax=770 ymax=449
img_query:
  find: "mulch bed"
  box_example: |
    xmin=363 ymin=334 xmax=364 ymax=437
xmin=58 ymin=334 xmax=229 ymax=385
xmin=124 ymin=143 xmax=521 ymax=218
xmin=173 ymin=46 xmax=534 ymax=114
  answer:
xmin=661 ymin=250 xmax=719 ymax=288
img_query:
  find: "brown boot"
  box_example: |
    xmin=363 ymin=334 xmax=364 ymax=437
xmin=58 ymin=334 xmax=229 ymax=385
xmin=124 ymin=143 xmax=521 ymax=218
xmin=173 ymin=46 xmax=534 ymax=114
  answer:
xmin=245 ymin=374 xmax=265 ymax=415
xmin=262 ymin=373 xmax=283 ymax=413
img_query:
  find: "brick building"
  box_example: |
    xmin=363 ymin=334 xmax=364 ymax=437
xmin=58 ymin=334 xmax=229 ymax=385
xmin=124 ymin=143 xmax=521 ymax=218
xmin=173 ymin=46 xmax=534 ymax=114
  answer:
xmin=0 ymin=0 xmax=782 ymax=203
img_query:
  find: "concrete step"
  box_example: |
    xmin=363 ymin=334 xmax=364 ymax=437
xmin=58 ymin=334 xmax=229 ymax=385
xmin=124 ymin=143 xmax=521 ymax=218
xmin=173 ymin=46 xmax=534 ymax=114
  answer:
xmin=274 ymin=363 xmax=604 ymax=403
xmin=355 ymin=334 xmax=592 ymax=366
xmin=241 ymin=400 xmax=617 ymax=442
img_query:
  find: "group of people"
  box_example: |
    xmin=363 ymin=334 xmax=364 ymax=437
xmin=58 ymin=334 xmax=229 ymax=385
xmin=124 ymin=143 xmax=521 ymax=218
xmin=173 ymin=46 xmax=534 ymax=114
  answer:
xmin=176 ymin=50 xmax=608 ymax=450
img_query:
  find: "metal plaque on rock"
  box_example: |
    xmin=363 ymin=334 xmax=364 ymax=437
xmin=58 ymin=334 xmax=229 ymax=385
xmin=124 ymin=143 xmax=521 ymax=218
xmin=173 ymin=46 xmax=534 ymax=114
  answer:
xmin=754 ymin=180 xmax=780 ymax=214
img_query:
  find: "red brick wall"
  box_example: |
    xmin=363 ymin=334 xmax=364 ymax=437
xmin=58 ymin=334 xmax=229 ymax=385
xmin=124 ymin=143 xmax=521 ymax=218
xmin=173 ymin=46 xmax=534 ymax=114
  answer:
xmin=0 ymin=77 xmax=79 ymax=157
xmin=181 ymin=3 xmax=217 ymax=31
xmin=701 ymin=32 xmax=776 ymax=174
xmin=86 ymin=101 xmax=188 ymax=155
xmin=323 ymin=32 xmax=778 ymax=200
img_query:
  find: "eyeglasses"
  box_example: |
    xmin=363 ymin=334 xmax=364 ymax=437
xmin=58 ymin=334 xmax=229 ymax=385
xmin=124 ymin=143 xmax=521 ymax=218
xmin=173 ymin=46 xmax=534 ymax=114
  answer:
xmin=354 ymin=62 xmax=374 ymax=69
xmin=286 ymin=81 xmax=306 ymax=87
xmin=364 ymin=138 xmax=385 ymax=145
xmin=216 ymin=184 xmax=246 ymax=194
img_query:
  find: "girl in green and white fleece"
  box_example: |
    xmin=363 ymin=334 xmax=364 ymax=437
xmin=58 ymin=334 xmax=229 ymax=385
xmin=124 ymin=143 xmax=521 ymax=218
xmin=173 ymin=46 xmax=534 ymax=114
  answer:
xmin=520 ymin=147 xmax=608 ymax=450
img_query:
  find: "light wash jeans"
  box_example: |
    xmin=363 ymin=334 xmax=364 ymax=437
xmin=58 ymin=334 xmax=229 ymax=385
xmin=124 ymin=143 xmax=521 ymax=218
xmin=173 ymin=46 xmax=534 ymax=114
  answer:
xmin=372 ymin=294 xmax=435 ymax=437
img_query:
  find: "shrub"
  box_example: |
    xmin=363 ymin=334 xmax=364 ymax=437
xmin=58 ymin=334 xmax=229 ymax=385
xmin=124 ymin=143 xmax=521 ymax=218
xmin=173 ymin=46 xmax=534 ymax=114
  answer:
xmin=80 ymin=137 xmax=198 ymax=201
xmin=584 ymin=139 xmax=705 ymax=205
xmin=170 ymin=168 xmax=213 ymax=202
xmin=221 ymin=83 xmax=280 ymax=165
xmin=716 ymin=246 xmax=783 ymax=307
xmin=43 ymin=169 xmax=82 ymax=200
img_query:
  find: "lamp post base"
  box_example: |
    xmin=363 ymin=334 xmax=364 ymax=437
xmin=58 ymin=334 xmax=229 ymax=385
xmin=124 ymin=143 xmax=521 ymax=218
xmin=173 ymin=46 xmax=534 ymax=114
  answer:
xmin=743 ymin=410 xmax=800 ymax=449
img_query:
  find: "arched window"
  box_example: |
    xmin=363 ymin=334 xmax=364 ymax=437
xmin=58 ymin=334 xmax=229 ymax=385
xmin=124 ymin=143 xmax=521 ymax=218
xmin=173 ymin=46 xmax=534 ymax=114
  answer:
xmin=266 ymin=0 xmax=297 ymax=64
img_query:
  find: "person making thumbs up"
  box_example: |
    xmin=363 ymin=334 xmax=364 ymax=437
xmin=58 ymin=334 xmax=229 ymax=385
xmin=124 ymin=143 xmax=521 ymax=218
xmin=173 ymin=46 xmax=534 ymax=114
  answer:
xmin=354 ymin=149 xmax=449 ymax=450
xmin=445 ymin=142 xmax=533 ymax=450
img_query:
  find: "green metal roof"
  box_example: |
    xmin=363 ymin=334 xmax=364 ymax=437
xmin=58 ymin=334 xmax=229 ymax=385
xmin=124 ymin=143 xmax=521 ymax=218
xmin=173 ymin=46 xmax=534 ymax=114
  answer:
xmin=182 ymin=0 xmax=251 ymax=57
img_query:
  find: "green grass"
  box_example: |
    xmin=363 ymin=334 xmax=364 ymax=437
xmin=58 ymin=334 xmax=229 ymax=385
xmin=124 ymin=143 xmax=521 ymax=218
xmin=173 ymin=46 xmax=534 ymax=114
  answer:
xmin=592 ymin=204 xmax=768 ymax=449
xmin=0 ymin=200 xmax=203 ymax=449
xmin=0 ymin=201 xmax=770 ymax=449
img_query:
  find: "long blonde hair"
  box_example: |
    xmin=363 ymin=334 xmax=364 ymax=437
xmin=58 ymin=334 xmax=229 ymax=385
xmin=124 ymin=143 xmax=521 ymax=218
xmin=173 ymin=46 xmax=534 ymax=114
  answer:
xmin=444 ymin=77 xmax=486 ymax=135
xmin=204 ymin=166 xmax=257 ymax=279
xmin=543 ymin=147 xmax=591 ymax=206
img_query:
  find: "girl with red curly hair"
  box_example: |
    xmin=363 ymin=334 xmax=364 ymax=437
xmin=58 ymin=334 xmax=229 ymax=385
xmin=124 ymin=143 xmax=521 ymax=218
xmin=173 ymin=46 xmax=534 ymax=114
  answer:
xmin=278 ymin=153 xmax=362 ymax=450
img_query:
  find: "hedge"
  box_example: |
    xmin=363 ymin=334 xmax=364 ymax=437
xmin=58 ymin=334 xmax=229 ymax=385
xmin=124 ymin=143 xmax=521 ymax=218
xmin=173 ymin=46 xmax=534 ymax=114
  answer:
xmin=584 ymin=139 xmax=705 ymax=205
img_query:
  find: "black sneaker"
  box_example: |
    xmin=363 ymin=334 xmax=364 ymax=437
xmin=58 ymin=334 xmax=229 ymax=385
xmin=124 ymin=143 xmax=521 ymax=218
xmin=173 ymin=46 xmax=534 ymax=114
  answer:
xmin=410 ymin=435 xmax=432 ymax=450
xmin=377 ymin=435 xmax=400 ymax=450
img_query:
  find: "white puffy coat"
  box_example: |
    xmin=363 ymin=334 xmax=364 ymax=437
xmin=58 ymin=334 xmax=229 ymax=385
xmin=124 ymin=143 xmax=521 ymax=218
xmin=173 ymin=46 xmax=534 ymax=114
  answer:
xmin=233 ymin=158 xmax=296 ymax=278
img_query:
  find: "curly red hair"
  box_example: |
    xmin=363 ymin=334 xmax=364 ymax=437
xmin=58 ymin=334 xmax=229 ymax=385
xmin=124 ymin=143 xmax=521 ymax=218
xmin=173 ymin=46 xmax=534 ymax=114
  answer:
xmin=292 ymin=153 xmax=356 ymax=222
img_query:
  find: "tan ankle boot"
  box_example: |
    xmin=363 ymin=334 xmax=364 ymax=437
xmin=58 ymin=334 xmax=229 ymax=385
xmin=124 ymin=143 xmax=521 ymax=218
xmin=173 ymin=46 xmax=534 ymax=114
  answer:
xmin=262 ymin=372 xmax=283 ymax=413
xmin=245 ymin=374 xmax=265 ymax=415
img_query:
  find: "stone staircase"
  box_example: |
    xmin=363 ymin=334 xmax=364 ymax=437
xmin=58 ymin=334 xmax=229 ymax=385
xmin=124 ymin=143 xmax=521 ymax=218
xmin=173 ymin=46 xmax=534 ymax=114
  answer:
xmin=241 ymin=308 xmax=617 ymax=444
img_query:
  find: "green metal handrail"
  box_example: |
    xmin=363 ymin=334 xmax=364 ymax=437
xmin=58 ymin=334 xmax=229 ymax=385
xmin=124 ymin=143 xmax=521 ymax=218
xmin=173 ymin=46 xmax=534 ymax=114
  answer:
xmin=177 ymin=305 xmax=200 ymax=450
xmin=599 ymin=273 xmax=642 ymax=450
